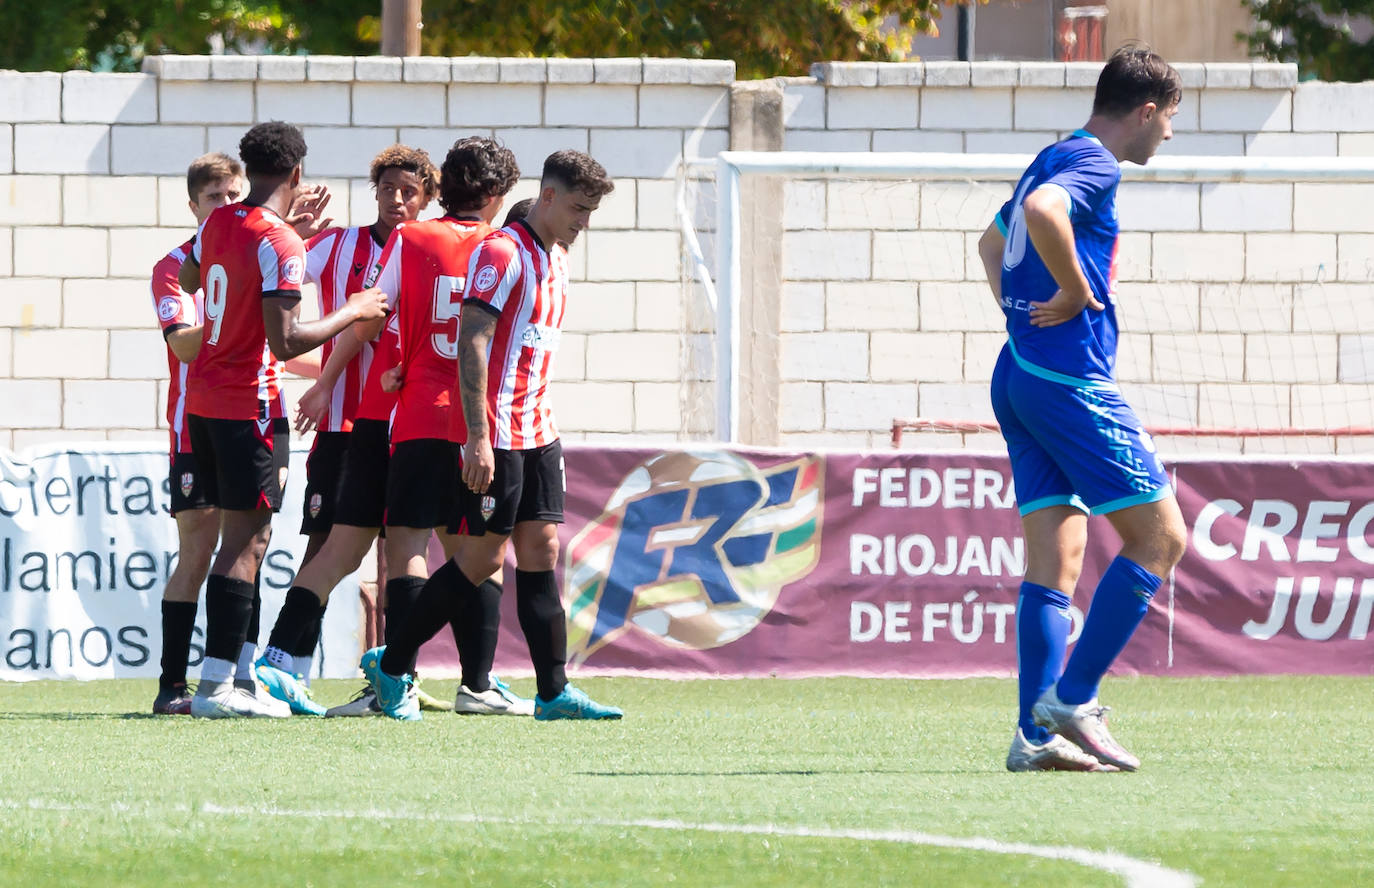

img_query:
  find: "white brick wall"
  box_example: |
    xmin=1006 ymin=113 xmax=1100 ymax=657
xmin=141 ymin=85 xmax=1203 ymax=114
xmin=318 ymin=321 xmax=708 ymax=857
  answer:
xmin=353 ymin=83 xmax=446 ymax=127
xmin=14 ymin=227 xmax=107 ymax=277
xmin=257 ymin=83 xmax=351 ymax=126
xmin=0 ymin=176 xmax=62 ymax=225
xmin=63 ymin=176 xmax=159 ymax=226
xmin=62 ymin=73 xmax=157 ymax=124
xmin=14 ymin=125 xmax=110 ymax=174
xmin=13 ymin=329 xmax=107 ymax=378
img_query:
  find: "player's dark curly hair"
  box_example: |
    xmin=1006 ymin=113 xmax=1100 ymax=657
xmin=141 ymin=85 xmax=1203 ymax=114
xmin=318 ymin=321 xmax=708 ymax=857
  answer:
xmin=501 ymin=197 xmax=535 ymax=228
xmin=238 ymin=121 xmax=308 ymax=178
xmin=438 ymin=137 xmax=520 ymax=215
xmin=370 ymin=144 xmax=439 ymax=200
xmin=541 ymin=150 xmax=615 ymax=198
xmin=1093 ymin=44 xmax=1182 ymax=118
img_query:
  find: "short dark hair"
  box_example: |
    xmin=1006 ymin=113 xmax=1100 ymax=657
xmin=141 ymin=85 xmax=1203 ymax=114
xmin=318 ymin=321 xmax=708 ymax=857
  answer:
xmin=438 ymin=137 xmax=520 ymax=215
xmin=502 ymin=197 xmax=535 ymax=228
xmin=186 ymin=152 xmax=242 ymax=201
xmin=541 ymin=150 xmax=615 ymax=199
xmin=238 ymin=121 xmax=307 ymax=178
xmin=370 ymin=144 xmax=439 ymax=200
xmin=1092 ymin=45 xmax=1182 ymax=118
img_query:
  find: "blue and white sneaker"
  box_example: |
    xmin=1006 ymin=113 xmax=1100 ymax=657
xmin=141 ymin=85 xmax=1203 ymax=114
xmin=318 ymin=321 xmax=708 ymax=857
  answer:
xmin=254 ymin=657 xmax=325 ymax=717
xmin=533 ymin=683 xmax=623 ymax=721
xmin=359 ymin=646 xmax=420 ymax=721
xmin=454 ymin=674 xmax=535 ymax=716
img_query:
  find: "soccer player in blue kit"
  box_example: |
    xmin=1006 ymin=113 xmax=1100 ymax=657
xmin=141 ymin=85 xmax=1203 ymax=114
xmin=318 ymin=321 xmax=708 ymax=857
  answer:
xmin=977 ymin=46 xmax=1187 ymax=772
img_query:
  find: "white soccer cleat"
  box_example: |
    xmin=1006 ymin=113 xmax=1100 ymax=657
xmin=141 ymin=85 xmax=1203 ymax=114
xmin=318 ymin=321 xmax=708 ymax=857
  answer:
xmin=1032 ymin=685 xmax=1140 ymax=772
xmin=190 ymin=685 xmax=290 ymax=719
xmin=326 ymin=686 xmax=383 ymax=718
xmin=454 ymin=675 xmax=534 ymax=716
xmin=1006 ymin=728 xmax=1116 ymax=772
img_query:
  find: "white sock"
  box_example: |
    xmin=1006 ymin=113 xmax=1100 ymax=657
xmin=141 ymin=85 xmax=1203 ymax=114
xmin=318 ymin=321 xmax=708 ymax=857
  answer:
xmin=199 ymin=656 xmax=235 ymax=689
xmin=293 ymin=654 xmax=314 ymax=684
xmin=236 ymin=642 xmax=256 ymax=681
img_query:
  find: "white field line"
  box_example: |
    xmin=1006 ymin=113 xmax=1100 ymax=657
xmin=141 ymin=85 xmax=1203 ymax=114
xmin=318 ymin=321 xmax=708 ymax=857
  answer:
xmin=2 ymin=798 xmax=1196 ymax=888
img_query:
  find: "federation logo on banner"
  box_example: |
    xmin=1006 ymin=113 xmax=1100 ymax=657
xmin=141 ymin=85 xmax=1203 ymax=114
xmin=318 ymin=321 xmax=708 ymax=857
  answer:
xmin=564 ymin=451 xmax=823 ymax=664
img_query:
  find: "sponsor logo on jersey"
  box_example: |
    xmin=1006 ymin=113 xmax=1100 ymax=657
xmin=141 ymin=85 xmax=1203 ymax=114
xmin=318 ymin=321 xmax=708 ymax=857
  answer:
xmin=563 ymin=452 xmax=823 ymax=664
xmin=180 ymin=472 xmax=195 ymax=497
xmin=519 ymin=324 xmax=561 ymax=352
xmin=309 ymin=492 xmax=322 ymax=518
xmin=474 ymin=265 xmax=499 ymax=292
xmin=157 ymin=295 xmax=182 ymax=323
xmin=282 ymin=256 xmax=305 ymax=285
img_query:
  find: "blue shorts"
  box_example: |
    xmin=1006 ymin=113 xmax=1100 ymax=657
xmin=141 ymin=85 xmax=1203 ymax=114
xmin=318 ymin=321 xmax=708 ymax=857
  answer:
xmin=990 ymin=343 xmax=1171 ymax=517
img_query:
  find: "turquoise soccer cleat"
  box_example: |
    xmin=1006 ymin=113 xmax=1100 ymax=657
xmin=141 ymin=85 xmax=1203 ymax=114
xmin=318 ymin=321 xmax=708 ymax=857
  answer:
xmin=359 ymin=646 xmax=420 ymax=721
xmin=533 ymin=683 xmax=623 ymax=721
xmin=254 ymin=657 xmax=326 ymax=717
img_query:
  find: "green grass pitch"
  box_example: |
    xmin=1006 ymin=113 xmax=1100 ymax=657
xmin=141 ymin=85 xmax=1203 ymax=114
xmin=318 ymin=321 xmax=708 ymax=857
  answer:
xmin=0 ymin=675 xmax=1369 ymax=887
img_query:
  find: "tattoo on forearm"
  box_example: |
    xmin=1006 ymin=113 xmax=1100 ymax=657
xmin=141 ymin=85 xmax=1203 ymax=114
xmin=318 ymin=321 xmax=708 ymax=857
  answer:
xmin=458 ymin=313 xmax=497 ymax=438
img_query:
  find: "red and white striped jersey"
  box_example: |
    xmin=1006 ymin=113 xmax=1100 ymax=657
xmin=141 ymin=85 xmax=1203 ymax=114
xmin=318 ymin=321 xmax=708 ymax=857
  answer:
xmin=461 ymin=220 xmax=567 ymax=451
xmin=356 ymin=313 xmax=401 ymax=423
xmin=187 ymin=203 xmax=305 ymax=421
xmin=151 ymin=237 xmax=202 ymax=455
xmin=304 ymin=225 xmax=385 ymax=432
xmin=372 ymin=217 xmax=491 ymax=445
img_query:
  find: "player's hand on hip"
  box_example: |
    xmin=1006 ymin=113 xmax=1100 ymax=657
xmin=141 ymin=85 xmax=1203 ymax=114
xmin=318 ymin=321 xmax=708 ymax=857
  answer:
xmin=294 ymin=382 xmax=329 ymax=433
xmin=463 ymin=438 xmax=495 ymax=494
xmin=347 ymin=286 xmax=389 ymax=321
xmin=1028 ymin=287 xmax=1104 ymax=327
xmin=380 ymin=365 xmax=404 ymax=393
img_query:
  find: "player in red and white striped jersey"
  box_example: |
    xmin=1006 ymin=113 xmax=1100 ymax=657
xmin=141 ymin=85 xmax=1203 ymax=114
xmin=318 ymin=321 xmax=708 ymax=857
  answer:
xmin=365 ymin=150 xmax=621 ymax=722
xmin=176 ymin=122 xmax=387 ymax=719
xmin=148 ymin=153 xmax=244 ymax=715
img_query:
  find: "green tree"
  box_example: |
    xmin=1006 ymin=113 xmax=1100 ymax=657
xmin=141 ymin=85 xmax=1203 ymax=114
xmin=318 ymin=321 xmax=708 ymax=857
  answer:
xmin=0 ymin=0 xmax=990 ymax=79
xmin=1241 ymin=0 xmax=1374 ymax=82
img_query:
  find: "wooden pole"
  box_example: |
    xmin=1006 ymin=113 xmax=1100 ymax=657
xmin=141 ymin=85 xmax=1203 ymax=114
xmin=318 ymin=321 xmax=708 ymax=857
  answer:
xmin=381 ymin=0 xmax=422 ymax=56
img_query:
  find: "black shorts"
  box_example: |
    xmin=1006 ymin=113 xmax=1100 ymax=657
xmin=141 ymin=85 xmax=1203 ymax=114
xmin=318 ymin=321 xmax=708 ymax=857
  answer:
xmin=187 ymin=415 xmax=290 ymax=512
xmin=334 ymin=418 xmax=391 ymax=529
xmin=168 ymin=450 xmax=213 ymax=516
xmin=385 ymin=438 xmax=460 ymax=529
xmin=448 ymin=440 xmax=564 ymax=537
xmin=300 ymin=430 xmax=349 ymax=534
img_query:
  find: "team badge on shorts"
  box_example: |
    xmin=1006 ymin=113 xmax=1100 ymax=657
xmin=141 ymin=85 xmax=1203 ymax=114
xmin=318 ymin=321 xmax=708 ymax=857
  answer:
xmin=180 ymin=472 xmax=195 ymax=497
xmin=481 ymin=495 xmax=496 ymax=519
xmin=309 ymin=492 xmax=322 ymax=518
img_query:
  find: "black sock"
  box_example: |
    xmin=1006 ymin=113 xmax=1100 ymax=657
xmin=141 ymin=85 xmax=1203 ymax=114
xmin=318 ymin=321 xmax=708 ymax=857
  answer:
xmin=454 ymin=579 xmax=502 ymax=692
xmin=515 ymin=569 xmax=567 ymax=701
xmin=267 ymin=586 xmax=323 ymax=654
xmin=204 ymin=575 xmax=256 ymax=663
xmin=379 ymin=573 xmax=443 ymax=675
xmin=159 ymin=600 xmax=198 ymax=689
xmin=247 ymin=571 xmax=262 ymax=650
xmin=291 ymin=604 xmax=326 ymax=660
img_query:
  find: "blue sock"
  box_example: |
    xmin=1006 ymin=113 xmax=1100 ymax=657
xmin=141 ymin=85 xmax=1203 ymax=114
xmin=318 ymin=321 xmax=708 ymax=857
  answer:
xmin=1056 ymin=556 xmax=1162 ymax=705
xmin=1016 ymin=582 xmax=1073 ymax=745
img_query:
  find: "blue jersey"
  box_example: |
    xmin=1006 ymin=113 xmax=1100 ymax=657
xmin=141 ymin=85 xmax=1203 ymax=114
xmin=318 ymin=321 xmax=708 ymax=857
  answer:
xmin=996 ymin=131 xmax=1121 ymax=383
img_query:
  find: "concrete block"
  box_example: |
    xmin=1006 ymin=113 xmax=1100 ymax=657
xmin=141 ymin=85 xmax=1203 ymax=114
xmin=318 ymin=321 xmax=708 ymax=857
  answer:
xmin=109 ymin=227 xmax=190 ymax=278
xmin=1063 ymin=62 xmax=1103 ymax=88
xmin=0 ymin=72 xmax=61 ymax=122
xmin=828 ymin=86 xmax=918 ymax=130
xmin=873 ymin=231 xmax=965 ymax=281
xmin=0 ymin=125 xmax=10 ymax=174
xmin=109 ymin=328 xmax=169 ymax=378
xmin=0 ymin=380 xmax=63 ymax=426
xmin=500 ymin=58 xmax=547 ymax=83
xmin=1245 ymin=132 xmax=1338 ymax=157
xmin=1116 ymin=232 xmax=1153 ymax=281
xmin=1171 ymin=63 xmax=1206 ymax=90
xmin=449 ymin=83 xmax=543 ymax=127
xmin=1150 ymin=233 xmax=1245 ymax=282
xmin=922 ymin=61 xmax=970 ymax=87
xmin=556 ymin=332 xmax=586 ymax=379
xmin=811 ymin=62 xmax=879 ymax=87
xmin=1251 ymin=63 xmax=1298 ymax=90
xmin=825 ymin=179 xmax=919 ymax=230
xmin=151 ymin=56 xmax=209 ymax=80
xmin=210 ymin=55 xmax=259 ymax=80
xmin=963 ymin=332 xmax=1004 ymax=380
xmin=14 ymin=429 xmax=112 ymax=447
xmin=451 ymin=57 xmax=500 ymax=83
xmin=782 ymin=83 xmax=826 ymax=129
xmin=584 ymin=230 xmax=679 ymax=281
xmin=14 ymin=125 xmax=110 ymax=174
xmin=561 ymin=282 xmax=635 ymax=333
xmin=160 ymin=82 xmax=253 ymax=123
xmin=587 ymin=128 xmax=680 ymax=178
xmin=869 ymin=332 xmax=962 ymax=382
xmin=877 ymin=62 xmax=924 ymax=87
xmin=354 ymin=83 xmax=445 ymax=127
xmin=585 ymin=178 xmax=634 ymax=229
xmin=779 ymin=382 xmax=823 ymax=432
xmin=826 ymin=281 xmax=918 ymax=331
xmin=257 ymin=82 xmax=351 ymax=126
xmin=0 ymin=176 xmax=62 ymax=225
xmin=1244 ymin=332 xmax=1338 ymax=383
xmin=1168 ymin=89 xmax=1201 ymax=133
xmin=13 ymin=329 xmax=107 ymax=378
xmin=0 ymin=278 xmax=62 ymax=327
xmin=1196 ymin=381 xmax=1290 ymax=429
xmin=62 ymin=73 xmax=157 ymax=124
xmin=632 ymin=381 xmax=682 ymax=431
xmin=634 ymin=282 xmax=681 ymax=330
xmin=1241 ymin=232 xmax=1336 ymax=282
xmin=641 ymin=58 xmax=693 ymax=84
xmin=1150 ymin=333 xmax=1243 ymax=383
xmin=546 ymin=58 xmax=594 ymax=84
xmin=783 ymin=180 xmax=825 ymax=231
xmin=594 ymin=58 xmax=642 ymax=84
xmin=300 ymin=127 xmax=399 ymax=177
xmin=0 ymin=227 xmax=9 ymax=277
xmin=781 ymin=283 xmax=824 ymax=333
xmin=638 ymin=86 xmax=728 ymax=128
xmin=782 ymin=130 xmax=870 ymax=152
xmin=258 ymin=55 xmax=306 ymax=81
xmin=63 ymin=175 xmax=159 ymax=226
xmin=781 ymin=430 xmax=873 ymax=449
xmin=546 ymin=84 xmax=636 ymax=128
xmin=14 ymin=227 xmax=107 ymax=277
xmin=307 ymin=56 xmax=355 ymax=81
xmin=403 ymin=57 xmax=450 ymax=83
xmin=965 ymin=130 xmax=1056 ymax=154
xmin=63 ymin=278 xmax=154 ymax=329
xmin=554 ymin=381 xmax=633 ymax=432
xmin=921 ymin=88 xmax=1011 ymax=130
xmin=689 ymin=60 xmax=734 ymax=86
xmin=825 ymin=382 xmax=917 ymax=431
xmin=111 ymin=125 xmax=206 ymax=175
xmin=1116 ymin=182 xmax=1201 ymax=232
xmin=780 ymin=332 xmax=868 ymax=381
xmin=1017 ymin=62 xmax=1064 ymax=88
xmin=1200 ymin=89 xmax=1291 ymax=133
xmin=919 ymin=181 xmax=1004 ymax=231
xmin=206 ymin=126 xmax=249 ymax=157
xmin=1117 ymin=283 xmax=1199 ymax=333
xmin=971 ymin=62 xmax=1018 ymax=87
xmin=1295 ymin=184 xmax=1374 ymax=234
xmin=635 ymin=178 xmax=678 ymax=230
xmin=493 ymin=127 xmax=588 ymax=178
xmin=1014 ymin=87 xmax=1094 ymax=131
xmin=354 ymin=56 xmax=402 ymax=82
xmin=918 ymin=282 xmax=1006 ymax=332
xmin=1294 ymin=82 xmax=1374 ymax=133
xmin=871 ymin=130 xmax=963 ymax=152
xmin=1201 ymin=283 xmax=1294 ymax=333
xmin=783 ymin=231 xmax=870 ymax=281
xmin=1158 ymin=132 xmax=1246 ymax=156
xmin=1339 ymin=133 xmax=1374 ymax=156
xmin=63 ymin=379 xmax=157 ymax=428
xmin=1339 ymin=235 xmax=1374 ymax=281
xmin=157 ymin=176 xmax=195 ymax=226
xmin=1205 ymin=62 xmax=1252 ymax=89
xmin=917 ymin=382 xmax=995 ymax=422
xmin=0 ymin=329 xmax=9 ymax=377
xmin=585 ymin=332 xmax=679 ymax=381
xmin=684 ymin=127 xmax=727 ymax=162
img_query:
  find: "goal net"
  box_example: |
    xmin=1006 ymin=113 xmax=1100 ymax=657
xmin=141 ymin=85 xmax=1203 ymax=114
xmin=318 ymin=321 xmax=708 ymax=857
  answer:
xmin=676 ymin=152 xmax=1374 ymax=456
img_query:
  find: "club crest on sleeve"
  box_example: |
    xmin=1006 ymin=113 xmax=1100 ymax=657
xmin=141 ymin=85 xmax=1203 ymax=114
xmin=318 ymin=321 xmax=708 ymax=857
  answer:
xmin=282 ymin=256 xmax=305 ymax=285
xmin=474 ymin=265 xmax=499 ymax=292
xmin=157 ymin=295 xmax=182 ymax=322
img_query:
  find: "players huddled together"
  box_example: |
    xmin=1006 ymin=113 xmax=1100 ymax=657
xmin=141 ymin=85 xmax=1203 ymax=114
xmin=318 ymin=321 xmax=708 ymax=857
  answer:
xmin=152 ymin=121 xmax=621 ymax=722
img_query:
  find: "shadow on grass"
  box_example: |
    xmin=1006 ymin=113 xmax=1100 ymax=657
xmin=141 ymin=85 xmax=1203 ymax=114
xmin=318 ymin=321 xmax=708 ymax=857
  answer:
xmin=577 ymin=768 xmax=917 ymax=777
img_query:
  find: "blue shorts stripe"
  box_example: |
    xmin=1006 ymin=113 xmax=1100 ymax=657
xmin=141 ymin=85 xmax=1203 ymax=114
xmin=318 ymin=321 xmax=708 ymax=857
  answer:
xmin=1006 ymin=338 xmax=1116 ymax=391
xmin=1088 ymin=484 xmax=1174 ymax=516
xmin=1018 ymin=494 xmax=1089 ymax=517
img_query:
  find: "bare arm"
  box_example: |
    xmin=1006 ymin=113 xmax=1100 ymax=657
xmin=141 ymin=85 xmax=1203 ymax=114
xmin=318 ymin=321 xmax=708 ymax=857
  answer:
xmin=263 ymin=286 xmax=387 ymax=361
xmin=165 ymin=324 xmax=204 ymax=363
xmin=178 ymin=253 xmax=200 ymax=296
xmin=284 ymin=352 xmax=320 ymax=378
xmin=293 ymin=332 xmax=365 ymax=432
xmin=1022 ymin=187 xmax=1103 ymax=326
xmin=977 ymin=222 xmax=1005 ymax=307
xmin=458 ymin=306 xmax=499 ymax=493
xmin=354 ymin=314 xmax=387 ymax=343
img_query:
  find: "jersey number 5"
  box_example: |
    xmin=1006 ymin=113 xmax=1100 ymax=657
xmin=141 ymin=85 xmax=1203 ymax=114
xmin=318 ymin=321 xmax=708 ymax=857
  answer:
xmin=205 ymin=263 xmax=229 ymax=345
xmin=431 ymin=274 xmax=464 ymax=359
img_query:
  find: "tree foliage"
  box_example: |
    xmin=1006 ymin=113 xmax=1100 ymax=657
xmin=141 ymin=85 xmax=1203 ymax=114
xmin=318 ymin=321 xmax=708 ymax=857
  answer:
xmin=0 ymin=0 xmax=991 ymax=79
xmin=1241 ymin=0 xmax=1374 ymax=82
